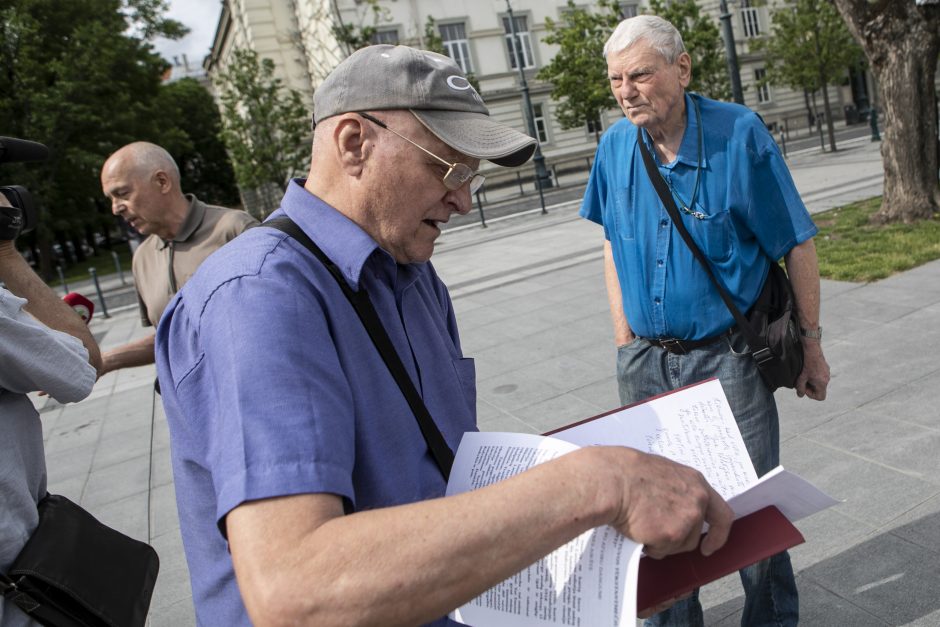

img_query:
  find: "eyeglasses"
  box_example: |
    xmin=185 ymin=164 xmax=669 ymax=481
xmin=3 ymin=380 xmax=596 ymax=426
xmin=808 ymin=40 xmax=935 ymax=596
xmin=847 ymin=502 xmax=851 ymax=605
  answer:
xmin=357 ymin=112 xmax=485 ymax=195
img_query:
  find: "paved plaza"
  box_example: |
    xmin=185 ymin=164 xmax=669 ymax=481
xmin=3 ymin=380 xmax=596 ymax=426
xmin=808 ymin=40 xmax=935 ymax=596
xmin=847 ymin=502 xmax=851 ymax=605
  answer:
xmin=31 ymin=138 xmax=940 ymax=625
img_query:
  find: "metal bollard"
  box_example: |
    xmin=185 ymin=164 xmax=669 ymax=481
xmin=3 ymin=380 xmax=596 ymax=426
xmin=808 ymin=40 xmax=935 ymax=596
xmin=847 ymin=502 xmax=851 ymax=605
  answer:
xmin=516 ymin=171 xmax=524 ymax=195
xmin=56 ymin=265 xmax=69 ymax=295
xmin=870 ymin=108 xmax=881 ymax=142
xmin=474 ymin=190 xmax=487 ymax=228
xmin=110 ymin=250 xmax=126 ymax=285
xmin=778 ymin=129 xmax=787 ymax=159
xmin=88 ymin=267 xmax=110 ymax=318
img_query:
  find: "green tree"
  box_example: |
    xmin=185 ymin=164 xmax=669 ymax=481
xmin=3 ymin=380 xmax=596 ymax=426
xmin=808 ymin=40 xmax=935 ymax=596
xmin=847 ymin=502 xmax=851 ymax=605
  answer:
xmin=331 ymin=0 xmax=391 ymax=54
xmin=0 ymin=0 xmax=185 ymax=277
xmin=751 ymin=0 xmax=862 ymax=152
xmin=215 ymin=48 xmax=309 ymax=217
xmin=646 ymin=0 xmax=731 ymax=101
xmin=153 ymin=78 xmax=240 ymax=207
xmin=833 ymin=0 xmax=940 ymax=224
xmin=537 ymin=0 xmax=622 ymax=142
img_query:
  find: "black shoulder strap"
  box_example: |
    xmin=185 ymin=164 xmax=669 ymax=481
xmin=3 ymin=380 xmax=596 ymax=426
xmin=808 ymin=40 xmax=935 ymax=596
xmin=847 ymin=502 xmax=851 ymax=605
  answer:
xmin=636 ymin=137 xmax=763 ymax=349
xmin=264 ymin=217 xmax=454 ymax=480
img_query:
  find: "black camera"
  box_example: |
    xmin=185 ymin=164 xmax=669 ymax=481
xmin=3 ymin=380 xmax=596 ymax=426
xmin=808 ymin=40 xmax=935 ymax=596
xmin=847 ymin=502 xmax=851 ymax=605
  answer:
xmin=0 ymin=185 xmax=38 ymax=240
xmin=0 ymin=137 xmax=49 ymax=241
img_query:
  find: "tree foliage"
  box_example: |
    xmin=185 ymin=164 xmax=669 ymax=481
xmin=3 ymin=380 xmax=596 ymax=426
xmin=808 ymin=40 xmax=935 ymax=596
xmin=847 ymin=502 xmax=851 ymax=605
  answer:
xmin=214 ymin=48 xmax=309 ymax=213
xmin=646 ymin=0 xmax=731 ymax=101
xmin=833 ymin=0 xmax=940 ymax=224
xmin=537 ymin=0 xmax=730 ymax=142
xmin=153 ymin=78 xmax=240 ymax=207
xmin=537 ymin=0 xmax=621 ymax=139
xmin=0 ymin=0 xmax=185 ymax=276
xmin=331 ymin=0 xmax=392 ymax=54
xmin=751 ymin=0 xmax=862 ymax=152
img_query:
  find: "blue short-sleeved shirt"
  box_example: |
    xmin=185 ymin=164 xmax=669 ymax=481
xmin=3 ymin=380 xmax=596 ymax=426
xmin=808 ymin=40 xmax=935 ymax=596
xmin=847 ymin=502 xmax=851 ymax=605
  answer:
xmin=580 ymin=93 xmax=818 ymax=340
xmin=155 ymin=180 xmax=475 ymax=627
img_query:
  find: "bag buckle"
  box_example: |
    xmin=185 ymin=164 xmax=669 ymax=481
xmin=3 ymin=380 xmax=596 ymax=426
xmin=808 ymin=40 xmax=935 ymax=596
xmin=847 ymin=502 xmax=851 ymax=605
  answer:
xmin=752 ymin=346 xmax=774 ymax=365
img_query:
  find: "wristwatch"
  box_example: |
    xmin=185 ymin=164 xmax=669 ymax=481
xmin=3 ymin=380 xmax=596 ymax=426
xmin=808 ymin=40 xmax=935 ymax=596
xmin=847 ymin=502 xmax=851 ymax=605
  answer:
xmin=800 ymin=326 xmax=823 ymax=340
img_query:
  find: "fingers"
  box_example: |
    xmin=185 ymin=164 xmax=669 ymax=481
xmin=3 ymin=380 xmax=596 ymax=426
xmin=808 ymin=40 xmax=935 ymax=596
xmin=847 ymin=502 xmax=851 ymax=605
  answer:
xmin=612 ymin=451 xmax=731 ymax=559
xmin=699 ymin=483 xmax=733 ymax=556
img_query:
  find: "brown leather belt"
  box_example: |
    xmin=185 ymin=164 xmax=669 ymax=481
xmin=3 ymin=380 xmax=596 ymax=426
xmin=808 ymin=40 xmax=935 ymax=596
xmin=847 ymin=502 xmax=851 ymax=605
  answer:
xmin=643 ymin=328 xmax=733 ymax=355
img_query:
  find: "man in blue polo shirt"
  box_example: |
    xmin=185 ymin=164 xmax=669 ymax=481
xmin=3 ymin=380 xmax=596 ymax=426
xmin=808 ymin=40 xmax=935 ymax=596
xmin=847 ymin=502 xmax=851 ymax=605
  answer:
xmin=155 ymin=45 xmax=735 ymax=626
xmin=581 ymin=15 xmax=832 ymax=627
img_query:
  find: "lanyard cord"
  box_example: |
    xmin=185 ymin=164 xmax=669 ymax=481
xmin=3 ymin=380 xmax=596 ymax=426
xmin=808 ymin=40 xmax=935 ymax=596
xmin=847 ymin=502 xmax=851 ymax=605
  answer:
xmin=644 ymin=96 xmax=704 ymax=214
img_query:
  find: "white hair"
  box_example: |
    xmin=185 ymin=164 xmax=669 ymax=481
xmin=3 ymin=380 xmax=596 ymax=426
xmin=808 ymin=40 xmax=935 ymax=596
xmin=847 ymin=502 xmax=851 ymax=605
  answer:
xmin=603 ymin=15 xmax=686 ymax=63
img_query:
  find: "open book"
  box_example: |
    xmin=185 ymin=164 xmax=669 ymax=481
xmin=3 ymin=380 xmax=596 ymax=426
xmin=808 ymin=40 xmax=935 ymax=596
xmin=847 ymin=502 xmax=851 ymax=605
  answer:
xmin=445 ymin=378 xmax=838 ymax=627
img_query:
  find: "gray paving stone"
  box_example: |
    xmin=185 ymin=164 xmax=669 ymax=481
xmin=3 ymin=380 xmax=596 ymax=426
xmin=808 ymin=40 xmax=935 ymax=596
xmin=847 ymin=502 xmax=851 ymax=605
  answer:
xmin=511 ymin=391 xmax=612 ymax=433
xmin=91 ymin=490 xmax=149 ymax=542
xmin=790 ymin=578 xmax=891 ymax=626
xmin=802 ymin=410 xmax=940 ymax=485
xmin=782 ymin=438 xmax=937 ymax=528
xmin=885 ymin=495 xmax=940 ymax=555
xmin=800 ymin=531 xmax=940 ymax=624
xmin=91 ymin=422 xmax=155 ymax=471
xmin=569 ymin=377 xmax=622 ymax=414
xmin=82 ymin=453 xmax=151 ymax=508
xmin=148 ymin=598 xmax=195 ymax=627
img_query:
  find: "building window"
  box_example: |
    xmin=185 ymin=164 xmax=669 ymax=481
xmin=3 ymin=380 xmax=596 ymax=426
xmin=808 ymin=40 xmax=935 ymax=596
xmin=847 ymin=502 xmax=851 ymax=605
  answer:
xmin=371 ymin=29 xmax=399 ymax=45
xmin=740 ymin=1 xmax=761 ymax=38
xmin=502 ymin=15 xmax=535 ymax=69
xmin=619 ymin=2 xmax=639 ymax=19
xmin=754 ymin=68 xmax=772 ymax=104
xmin=532 ymin=103 xmax=548 ymax=143
xmin=440 ymin=22 xmax=473 ymax=74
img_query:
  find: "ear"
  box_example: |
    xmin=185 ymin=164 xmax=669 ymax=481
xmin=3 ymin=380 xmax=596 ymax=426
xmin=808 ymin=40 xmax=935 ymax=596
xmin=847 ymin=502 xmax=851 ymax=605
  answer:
xmin=334 ymin=115 xmax=370 ymax=176
xmin=153 ymin=170 xmax=173 ymax=194
xmin=677 ymin=52 xmax=692 ymax=89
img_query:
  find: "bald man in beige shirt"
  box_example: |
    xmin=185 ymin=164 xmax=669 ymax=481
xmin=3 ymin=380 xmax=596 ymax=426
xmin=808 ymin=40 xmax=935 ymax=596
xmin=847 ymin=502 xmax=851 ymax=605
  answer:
xmin=99 ymin=142 xmax=257 ymax=377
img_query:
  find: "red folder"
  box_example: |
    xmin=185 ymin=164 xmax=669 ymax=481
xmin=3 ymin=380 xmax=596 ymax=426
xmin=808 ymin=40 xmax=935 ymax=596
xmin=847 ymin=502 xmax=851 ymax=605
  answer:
xmin=636 ymin=505 xmax=804 ymax=611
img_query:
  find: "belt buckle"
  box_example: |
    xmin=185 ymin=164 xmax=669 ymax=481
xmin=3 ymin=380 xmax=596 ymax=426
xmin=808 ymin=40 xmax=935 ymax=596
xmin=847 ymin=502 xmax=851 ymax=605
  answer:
xmin=661 ymin=338 xmax=687 ymax=355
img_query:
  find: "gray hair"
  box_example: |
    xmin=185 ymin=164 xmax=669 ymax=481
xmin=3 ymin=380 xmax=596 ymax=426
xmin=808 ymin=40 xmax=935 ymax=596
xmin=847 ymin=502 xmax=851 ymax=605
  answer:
xmin=603 ymin=15 xmax=686 ymax=63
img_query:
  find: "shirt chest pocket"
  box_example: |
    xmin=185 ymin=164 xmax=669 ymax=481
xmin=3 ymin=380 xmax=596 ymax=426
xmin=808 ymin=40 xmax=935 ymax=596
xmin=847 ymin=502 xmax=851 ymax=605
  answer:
xmin=685 ymin=206 xmax=732 ymax=263
xmin=612 ymin=186 xmax=636 ymax=241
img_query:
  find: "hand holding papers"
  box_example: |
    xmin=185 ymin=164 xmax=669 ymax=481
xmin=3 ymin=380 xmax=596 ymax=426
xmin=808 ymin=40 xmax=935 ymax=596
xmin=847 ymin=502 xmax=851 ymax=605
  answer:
xmin=446 ymin=379 xmax=837 ymax=627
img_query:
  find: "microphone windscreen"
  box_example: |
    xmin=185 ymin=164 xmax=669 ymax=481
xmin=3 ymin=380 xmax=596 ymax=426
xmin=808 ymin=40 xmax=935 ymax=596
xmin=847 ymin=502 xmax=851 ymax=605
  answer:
xmin=0 ymin=137 xmax=49 ymax=164
xmin=63 ymin=292 xmax=94 ymax=324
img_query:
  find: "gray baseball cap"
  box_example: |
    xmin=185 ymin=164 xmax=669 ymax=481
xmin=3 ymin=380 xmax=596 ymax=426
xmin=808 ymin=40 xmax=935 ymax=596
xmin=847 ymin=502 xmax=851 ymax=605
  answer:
xmin=314 ymin=45 xmax=538 ymax=167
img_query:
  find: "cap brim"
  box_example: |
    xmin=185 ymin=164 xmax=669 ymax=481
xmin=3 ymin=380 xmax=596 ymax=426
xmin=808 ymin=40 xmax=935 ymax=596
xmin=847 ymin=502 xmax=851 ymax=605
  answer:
xmin=412 ymin=110 xmax=537 ymax=167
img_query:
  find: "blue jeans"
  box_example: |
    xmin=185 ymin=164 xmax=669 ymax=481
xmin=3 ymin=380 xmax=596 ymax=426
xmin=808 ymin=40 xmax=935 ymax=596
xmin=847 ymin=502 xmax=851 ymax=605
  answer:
xmin=617 ymin=329 xmax=798 ymax=627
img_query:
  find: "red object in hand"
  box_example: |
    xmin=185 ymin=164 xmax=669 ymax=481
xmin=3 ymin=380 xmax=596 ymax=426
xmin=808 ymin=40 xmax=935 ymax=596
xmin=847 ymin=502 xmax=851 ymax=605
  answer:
xmin=63 ymin=292 xmax=94 ymax=324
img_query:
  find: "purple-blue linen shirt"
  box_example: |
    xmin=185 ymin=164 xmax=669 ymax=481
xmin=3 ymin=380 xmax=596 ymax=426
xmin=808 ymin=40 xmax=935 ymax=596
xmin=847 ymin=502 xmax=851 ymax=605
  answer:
xmin=155 ymin=180 xmax=475 ymax=627
xmin=580 ymin=93 xmax=818 ymax=340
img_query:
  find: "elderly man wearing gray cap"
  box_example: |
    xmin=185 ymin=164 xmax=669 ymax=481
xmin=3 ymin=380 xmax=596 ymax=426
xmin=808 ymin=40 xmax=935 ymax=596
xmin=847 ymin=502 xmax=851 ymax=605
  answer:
xmin=154 ymin=45 xmax=733 ymax=627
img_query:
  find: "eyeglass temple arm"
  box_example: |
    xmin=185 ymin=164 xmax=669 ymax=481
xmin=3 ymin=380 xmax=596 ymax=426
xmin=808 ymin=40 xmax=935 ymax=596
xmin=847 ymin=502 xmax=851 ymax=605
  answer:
xmin=356 ymin=112 xmax=455 ymax=169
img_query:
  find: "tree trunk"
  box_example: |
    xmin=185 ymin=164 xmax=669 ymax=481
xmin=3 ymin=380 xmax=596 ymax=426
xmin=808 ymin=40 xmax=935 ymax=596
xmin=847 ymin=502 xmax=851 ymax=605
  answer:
xmin=821 ymin=81 xmax=837 ymax=152
xmin=834 ymin=0 xmax=940 ymax=223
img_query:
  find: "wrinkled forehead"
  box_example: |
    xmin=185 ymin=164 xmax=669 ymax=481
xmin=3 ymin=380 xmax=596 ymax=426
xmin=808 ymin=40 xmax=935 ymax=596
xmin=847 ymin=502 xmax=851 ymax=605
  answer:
xmin=607 ymin=39 xmax=669 ymax=70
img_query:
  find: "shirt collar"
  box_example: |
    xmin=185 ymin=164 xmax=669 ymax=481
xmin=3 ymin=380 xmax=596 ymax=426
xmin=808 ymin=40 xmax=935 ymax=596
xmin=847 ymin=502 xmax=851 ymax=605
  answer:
xmin=277 ymin=179 xmax=384 ymax=291
xmin=158 ymin=194 xmax=203 ymax=250
xmin=673 ymin=93 xmax=708 ymax=169
xmin=639 ymin=93 xmax=708 ymax=171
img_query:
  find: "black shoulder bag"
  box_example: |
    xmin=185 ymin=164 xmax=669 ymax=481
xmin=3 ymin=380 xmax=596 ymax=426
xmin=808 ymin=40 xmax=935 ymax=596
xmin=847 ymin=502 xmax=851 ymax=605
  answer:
xmin=0 ymin=493 xmax=160 ymax=627
xmin=637 ymin=131 xmax=803 ymax=391
xmin=264 ymin=217 xmax=455 ymax=479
